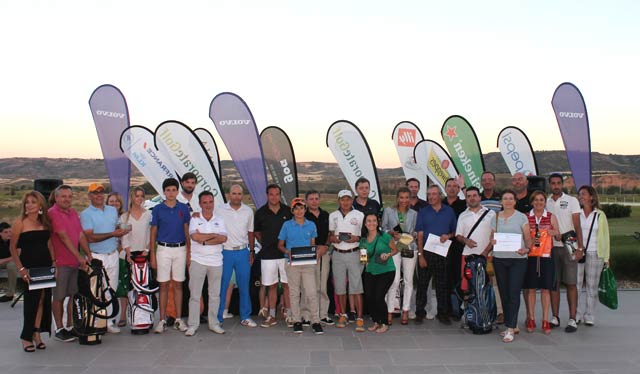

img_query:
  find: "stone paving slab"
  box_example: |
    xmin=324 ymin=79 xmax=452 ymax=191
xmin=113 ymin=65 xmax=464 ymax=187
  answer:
xmin=1 ymin=291 xmax=639 ymax=374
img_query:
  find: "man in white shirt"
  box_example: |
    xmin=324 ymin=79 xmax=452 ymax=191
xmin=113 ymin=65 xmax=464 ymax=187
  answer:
xmin=216 ymin=185 xmax=258 ymax=328
xmin=327 ymin=190 xmax=365 ymax=331
xmin=185 ymin=191 xmax=227 ymax=336
xmin=455 ymin=187 xmax=496 ymax=291
xmin=546 ymin=173 xmax=583 ymax=333
xmin=177 ymin=172 xmax=200 ymax=214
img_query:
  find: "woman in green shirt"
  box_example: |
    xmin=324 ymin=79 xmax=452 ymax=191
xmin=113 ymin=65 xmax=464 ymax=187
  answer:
xmin=361 ymin=213 xmax=397 ymax=333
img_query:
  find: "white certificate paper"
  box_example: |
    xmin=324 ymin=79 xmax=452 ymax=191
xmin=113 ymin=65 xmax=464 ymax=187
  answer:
xmin=493 ymin=233 xmax=522 ymax=252
xmin=424 ymin=233 xmax=451 ymax=257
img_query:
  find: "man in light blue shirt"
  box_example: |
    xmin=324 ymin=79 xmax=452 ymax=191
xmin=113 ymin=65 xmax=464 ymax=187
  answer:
xmin=80 ymin=183 xmax=129 ymax=333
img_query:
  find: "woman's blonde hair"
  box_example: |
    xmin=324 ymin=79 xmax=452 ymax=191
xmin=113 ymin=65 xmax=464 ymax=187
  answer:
xmin=20 ymin=190 xmax=50 ymax=229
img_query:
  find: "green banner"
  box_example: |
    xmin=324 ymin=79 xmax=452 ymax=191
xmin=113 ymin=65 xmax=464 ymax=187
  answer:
xmin=440 ymin=115 xmax=485 ymax=189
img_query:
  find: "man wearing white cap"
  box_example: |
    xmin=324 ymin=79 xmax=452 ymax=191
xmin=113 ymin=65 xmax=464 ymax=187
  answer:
xmin=328 ymin=190 xmax=365 ymax=331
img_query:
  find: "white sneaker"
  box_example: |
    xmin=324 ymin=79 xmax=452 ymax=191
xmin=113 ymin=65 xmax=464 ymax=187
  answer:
xmin=209 ymin=324 xmax=225 ymax=334
xmin=241 ymin=318 xmax=257 ymax=328
xmin=185 ymin=327 xmax=197 ymax=336
xmin=154 ymin=320 xmax=167 ymax=334
xmin=408 ymin=311 xmax=416 ymax=320
xmin=174 ymin=318 xmax=188 ymax=332
xmin=223 ymin=310 xmax=234 ymax=319
xmin=107 ymin=324 xmax=121 ymax=334
xmin=426 ymin=312 xmax=435 ymax=320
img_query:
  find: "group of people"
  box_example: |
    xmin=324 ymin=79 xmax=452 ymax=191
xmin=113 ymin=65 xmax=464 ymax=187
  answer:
xmin=4 ymin=169 xmax=611 ymax=351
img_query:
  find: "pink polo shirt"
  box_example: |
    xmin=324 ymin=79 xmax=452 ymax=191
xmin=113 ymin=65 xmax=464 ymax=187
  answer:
xmin=48 ymin=204 xmax=82 ymax=268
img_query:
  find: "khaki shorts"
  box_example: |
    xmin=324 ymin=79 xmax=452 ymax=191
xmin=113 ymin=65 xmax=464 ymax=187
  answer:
xmin=332 ymin=251 xmax=364 ymax=295
xmin=53 ymin=266 xmax=79 ymax=301
xmin=552 ymin=246 xmax=577 ymax=286
xmin=156 ymin=245 xmax=186 ymax=282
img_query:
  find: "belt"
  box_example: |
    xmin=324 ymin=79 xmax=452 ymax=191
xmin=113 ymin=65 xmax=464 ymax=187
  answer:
xmin=335 ymin=248 xmax=359 ymax=254
xmin=157 ymin=241 xmax=186 ymax=248
xmin=223 ymin=245 xmax=248 ymax=250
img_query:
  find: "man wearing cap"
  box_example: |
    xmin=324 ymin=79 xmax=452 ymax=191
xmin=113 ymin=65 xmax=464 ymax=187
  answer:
xmin=150 ymin=178 xmax=192 ymax=333
xmin=278 ymin=197 xmax=326 ymax=334
xmin=185 ymin=191 xmax=227 ymax=336
xmin=254 ymin=184 xmax=292 ymax=328
xmin=217 ymin=184 xmax=258 ymax=328
xmin=80 ymin=183 xmax=129 ymax=334
xmin=328 ymin=190 xmax=365 ymax=331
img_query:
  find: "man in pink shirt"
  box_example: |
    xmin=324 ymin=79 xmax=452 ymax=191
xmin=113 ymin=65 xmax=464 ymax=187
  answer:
xmin=48 ymin=185 xmax=92 ymax=342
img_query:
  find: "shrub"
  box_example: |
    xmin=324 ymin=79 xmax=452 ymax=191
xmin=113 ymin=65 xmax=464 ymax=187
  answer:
xmin=601 ymin=204 xmax=631 ymax=218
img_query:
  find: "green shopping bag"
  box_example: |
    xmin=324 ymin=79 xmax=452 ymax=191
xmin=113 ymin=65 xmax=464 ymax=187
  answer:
xmin=598 ymin=266 xmax=618 ymax=310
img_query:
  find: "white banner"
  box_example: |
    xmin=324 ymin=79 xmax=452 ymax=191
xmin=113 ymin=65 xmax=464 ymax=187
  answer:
xmin=120 ymin=126 xmax=177 ymax=195
xmin=193 ymin=128 xmax=221 ymax=178
xmin=392 ymin=121 xmax=426 ymax=200
xmin=497 ymin=126 xmax=538 ymax=176
xmin=413 ymin=139 xmax=462 ymax=198
xmin=326 ymin=120 xmax=381 ymax=204
xmin=154 ymin=120 xmax=225 ymax=206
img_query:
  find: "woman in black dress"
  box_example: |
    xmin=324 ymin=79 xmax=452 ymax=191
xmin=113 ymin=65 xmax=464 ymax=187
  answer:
xmin=10 ymin=191 xmax=54 ymax=352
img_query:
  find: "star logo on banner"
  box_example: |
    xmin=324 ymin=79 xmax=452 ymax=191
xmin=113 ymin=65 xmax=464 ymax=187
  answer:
xmin=445 ymin=126 xmax=457 ymax=140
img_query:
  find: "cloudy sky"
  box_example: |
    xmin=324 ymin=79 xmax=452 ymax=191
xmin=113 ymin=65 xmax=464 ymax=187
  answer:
xmin=1 ymin=0 xmax=638 ymax=167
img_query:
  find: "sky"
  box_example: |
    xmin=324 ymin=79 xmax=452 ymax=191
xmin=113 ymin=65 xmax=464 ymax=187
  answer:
xmin=1 ymin=0 xmax=639 ymax=168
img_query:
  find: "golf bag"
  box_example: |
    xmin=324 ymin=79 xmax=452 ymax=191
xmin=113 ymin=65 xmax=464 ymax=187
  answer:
xmin=72 ymin=259 xmax=119 ymax=345
xmin=462 ymin=255 xmax=496 ymax=334
xmin=128 ymin=251 xmax=159 ymax=334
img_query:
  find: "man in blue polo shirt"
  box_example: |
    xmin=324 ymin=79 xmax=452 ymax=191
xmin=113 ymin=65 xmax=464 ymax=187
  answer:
xmin=415 ymin=185 xmax=457 ymax=325
xmin=278 ymin=198 xmax=326 ymax=335
xmin=150 ymin=178 xmax=191 ymax=333
xmin=80 ymin=183 xmax=129 ymax=334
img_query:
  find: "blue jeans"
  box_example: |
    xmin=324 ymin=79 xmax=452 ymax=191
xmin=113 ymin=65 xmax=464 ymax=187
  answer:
xmin=217 ymin=249 xmax=251 ymax=322
xmin=493 ymin=258 xmax=527 ymax=329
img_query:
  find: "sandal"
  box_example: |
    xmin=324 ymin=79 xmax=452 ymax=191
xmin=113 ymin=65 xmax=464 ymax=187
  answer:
xmin=387 ymin=313 xmax=393 ymax=326
xmin=33 ymin=333 xmax=46 ymax=350
xmin=117 ymin=320 xmax=127 ymax=327
xmin=23 ymin=343 xmax=35 ymax=353
xmin=368 ymin=323 xmax=380 ymax=332
xmin=376 ymin=324 xmax=389 ymax=333
xmin=401 ymin=311 xmax=409 ymax=325
xmin=525 ymin=318 xmax=536 ymax=333
xmin=502 ymin=330 xmax=514 ymax=343
xmin=542 ymin=320 xmax=551 ymax=335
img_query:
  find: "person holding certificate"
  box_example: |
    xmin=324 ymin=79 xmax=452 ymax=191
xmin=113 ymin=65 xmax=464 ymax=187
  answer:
xmin=361 ymin=213 xmax=398 ymax=333
xmin=524 ymin=191 xmax=560 ymax=335
xmin=490 ymin=190 xmax=533 ymax=343
xmin=10 ymin=191 xmax=55 ymax=352
xmin=415 ymin=185 xmax=457 ymax=325
xmin=278 ymin=198 xmax=326 ymax=335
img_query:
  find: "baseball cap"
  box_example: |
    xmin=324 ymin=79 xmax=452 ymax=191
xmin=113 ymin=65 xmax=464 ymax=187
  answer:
xmin=338 ymin=190 xmax=353 ymax=199
xmin=88 ymin=183 xmax=105 ymax=193
xmin=290 ymin=197 xmax=306 ymax=210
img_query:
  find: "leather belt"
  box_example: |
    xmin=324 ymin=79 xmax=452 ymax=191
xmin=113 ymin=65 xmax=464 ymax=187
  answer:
xmin=157 ymin=241 xmax=186 ymax=248
xmin=223 ymin=245 xmax=248 ymax=250
xmin=335 ymin=248 xmax=359 ymax=254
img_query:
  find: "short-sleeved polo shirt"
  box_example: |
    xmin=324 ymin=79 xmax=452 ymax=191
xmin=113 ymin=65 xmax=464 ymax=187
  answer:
xmin=278 ymin=218 xmax=317 ymax=251
xmin=80 ymin=204 xmax=118 ymax=254
xmin=547 ymin=193 xmax=581 ymax=247
xmin=189 ymin=214 xmax=226 ymax=266
xmin=415 ymin=205 xmax=457 ymax=237
xmin=49 ymin=204 xmax=83 ymax=267
xmin=254 ymin=204 xmax=291 ymax=260
xmin=329 ymin=209 xmax=364 ymax=250
xmin=151 ymin=201 xmax=191 ymax=244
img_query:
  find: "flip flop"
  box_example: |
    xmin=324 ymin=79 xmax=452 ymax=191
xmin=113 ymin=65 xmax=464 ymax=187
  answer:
xmin=23 ymin=344 xmax=35 ymax=353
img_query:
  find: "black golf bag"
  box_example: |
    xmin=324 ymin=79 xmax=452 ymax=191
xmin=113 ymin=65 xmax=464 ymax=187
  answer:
xmin=461 ymin=255 xmax=496 ymax=334
xmin=72 ymin=259 xmax=119 ymax=345
xmin=128 ymin=251 xmax=159 ymax=334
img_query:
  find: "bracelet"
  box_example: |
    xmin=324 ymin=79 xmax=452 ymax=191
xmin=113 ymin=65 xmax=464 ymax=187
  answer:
xmin=19 ymin=267 xmax=25 ymax=272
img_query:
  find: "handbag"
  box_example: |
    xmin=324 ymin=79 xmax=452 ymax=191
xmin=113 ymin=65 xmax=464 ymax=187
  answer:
xmin=598 ymin=265 xmax=618 ymax=310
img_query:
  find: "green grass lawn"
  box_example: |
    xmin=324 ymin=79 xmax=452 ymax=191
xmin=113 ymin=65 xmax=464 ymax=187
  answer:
xmin=608 ymin=206 xmax=640 ymax=280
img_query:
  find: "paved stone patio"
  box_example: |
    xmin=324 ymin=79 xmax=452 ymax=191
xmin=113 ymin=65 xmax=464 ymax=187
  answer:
xmin=1 ymin=291 xmax=638 ymax=374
